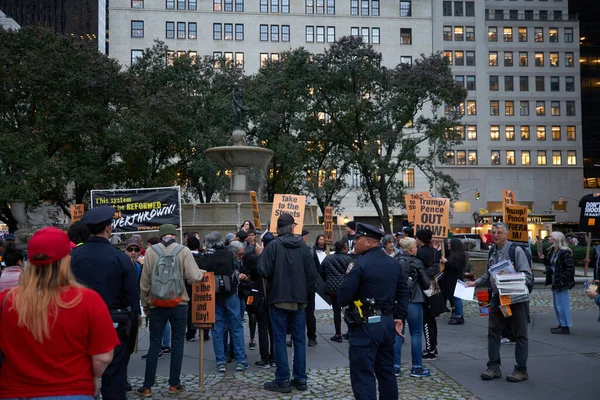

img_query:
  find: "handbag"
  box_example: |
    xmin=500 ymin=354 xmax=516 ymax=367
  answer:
xmin=423 ymin=277 xmax=441 ymax=298
xmin=426 ymin=292 xmax=449 ymax=317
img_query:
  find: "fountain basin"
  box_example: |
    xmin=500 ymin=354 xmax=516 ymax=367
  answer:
xmin=204 ymin=146 xmax=274 ymax=170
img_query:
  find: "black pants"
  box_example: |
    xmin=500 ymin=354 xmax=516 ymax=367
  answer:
xmin=185 ymin=283 xmax=197 ymax=340
xmin=102 ymin=326 xmax=129 ymax=400
xmin=422 ymin=303 xmax=438 ymax=352
xmin=306 ymin=291 xmax=317 ymax=341
xmin=331 ymin=295 xmax=343 ymax=336
xmin=256 ymin=306 xmax=274 ymax=362
xmin=488 ymin=300 xmax=528 ymax=371
xmin=248 ymin=312 xmax=257 ymax=341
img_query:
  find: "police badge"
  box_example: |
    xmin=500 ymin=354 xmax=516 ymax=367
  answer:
xmin=346 ymin=262 xmax=355 ymax=275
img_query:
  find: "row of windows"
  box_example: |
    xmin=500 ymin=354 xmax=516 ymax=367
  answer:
xmin=443 ymin=50 xmax=476 ymax=66
xmin=445 ymin=150 xmax=577 ymax=167
xmin=443 ymin=26 xmax=475 ymax=41
xmin=485 ymin=9 xmax=568 ymax=22
xmin=446 ymin=124 xmax=577 ymax=142
xmin=488 ymin=75 xmax=576 ymax=92
xmin=349 ymin=0 xmax=380 ymax=16
xmin=487 ymin=26 xmax=573 ymax=43
xmin=487 ymin=51 xmax=575 ymax=68
xmin=212 ymin=51 xmax=245 ymax=68
xmin=305 ymin=26 xmax=336 ymax=43
xmin=350 ymin=27 xmax=381 ymax=44
xmin=304 ymin=0 xmax=335 ymax=15
xmin=446 ymin=101 xmax=576 ymax=117
xmin=259 ymin=25 xmax=291 ymax=42
xmin=213 ymin=23 xmax=245 ymax=41
xmin=214 ymin=0 xmax=246 ymax=12
xmin=163 ymin=0 xmax=198 ymax=10
xmin=165 ymin=21 xmax=197 ymax=39
xmin=442 ymin=1 xmax=475 ymax=17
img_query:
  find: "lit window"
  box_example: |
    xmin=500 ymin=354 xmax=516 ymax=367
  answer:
xmin=235 ymin=52 xmax=244 ymax=69
xmin=550 ymin=52 xmax=559 ymax=67
xmin=505 ymin=101 xmax=514 ymax=116
xmin=505 ymin=125 xmax=515 ymax=140
xmin=535 ymin=52 xmax=544 ymax=67
xmin=457 ymin=150 xmax=466 ymax=165
xmin=445 ymin=151 xmax=455 ymax=165
xmin=567 ymin=151 xmax=577 ymax=165
xmin=455 ymin=51 xmax=464 ymax=66
xmin=518 ymin=27 xmax=527 ymax=42
xmin=551 ymin=126 xmax=561 ymax=141
xmin=551 ymin=101 xmax=560 ymax=116
xmin=260 ymin=53 xmax=269 ymax=67
xmin=455 ymin=26 xmax=464 ymax=41
xmin=537 ymin=151 xmax=547 ymax=165
xmin=552 ymin=150 xmax=562 ymax=165
xmin=567 ymin=126 xmax=576 ymax=141
xmin=506 ymin=151 xmax=515 ymax=165
xmin=490 ymin=125 xmax=500 ymax=140
xmin=491 ymin=151 xmax=501 ymax=165
xmin=443 ymin=26 xmax=452 ymax=41
xmin=400 ymin=56 xmax=412 ymax=65
xmin=519 ymin=52 xmax=528 ymax=67
xmin=521 ymin=126 xmax=530 ymax=140
xmin=537 ymin=125 xmax=546 ymax=141
xmin=503 ymin=27 xmax=512 ymax=42
xmin=489 ymin=52 xmax=498 ymax=66
xmin=467 ymin=125 xmax=477 ymax=140
xmin=468 ymin=150 xmax=478 ymax=165
xmin=488 ymin=27 xmax=497 ymax=42
xmin=214 ymin=0 xmax=222 ymax=10
xmin=403 ymin=169 xmax=415 ymax=188
xmin=401 ymin=28 xmax=412 ymax=44
xmin=467 ymin=101 xmax=476 ymax=115
xmin=521 ymin=150 xmax=531 ymax=165
xmin=536 ymin=101 xmax=545 ymax=116
xmin=534 ymin=27 xmax=543 ymax=42
xmin=443 ymin=51 xmax=453 ymax=65
xmin=362 ymin=27 xmax=369 ymax=43
xmin=490 ymin=101 xmax=499 ymax=116
xmin=549 ymin=28 xmax=558 ymax=42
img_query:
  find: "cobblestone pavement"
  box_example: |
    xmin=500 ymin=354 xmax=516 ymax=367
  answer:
xmin=126 ymin=364 xmax=478 ymax=399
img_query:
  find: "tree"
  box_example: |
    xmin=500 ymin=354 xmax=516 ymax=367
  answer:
xmin=311 ymin=37 xmax=467 ymax=232
xmin=0 ymin=27 xmax=127 ymax=229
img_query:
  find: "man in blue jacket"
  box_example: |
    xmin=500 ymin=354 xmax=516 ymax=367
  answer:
xmin=258 ymin=214 xmax=317 ymax=393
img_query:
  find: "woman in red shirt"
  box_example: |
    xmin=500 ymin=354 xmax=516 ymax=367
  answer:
xmin=0 ymin=227 xmax=120 ymax=399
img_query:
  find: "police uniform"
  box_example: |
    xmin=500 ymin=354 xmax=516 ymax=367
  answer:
xmin=338 ymin=223 xmax=409 ymax=400
xmin=70 ymin=206 xmax=139 ymax=400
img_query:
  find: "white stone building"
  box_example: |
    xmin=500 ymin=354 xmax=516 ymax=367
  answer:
xmin=0 ymin=10 xmax=19 ymax=30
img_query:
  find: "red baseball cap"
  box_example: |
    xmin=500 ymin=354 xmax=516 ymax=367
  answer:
xmin=28 ymin=227 xmax=71 ymax=266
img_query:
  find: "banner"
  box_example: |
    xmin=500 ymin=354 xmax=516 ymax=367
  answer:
xmin=269 ymin=194 xmax=306 ymax=235
xmin=249 ymin=191 xmax=261 ymax=231
xmin=70 ymin=204 xmax=85 ymax=223
xmin=191 ymin=272 xmax=216 ymax=329
xmin=324 ymin=206 xmax=334 ymax=245
xmin=405 ymin=192 xmax=430 ymax=224
xmin=502 ymin=190 xmax=516 ymax=222
xmin=579 ymin=193 xmax=600 ymax=233
xmin=505 ymin=205 xmax=529 ymax=243
xmin=414 ymin=198 xmax=450 ymax=238
xmin=90 ymin=187 xmax=181 ymax=233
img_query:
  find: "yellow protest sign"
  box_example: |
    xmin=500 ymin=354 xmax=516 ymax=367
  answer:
xmin=405 ymin=192 xmax=430 ymax=224
xmin=70 ymin=204 xmax=85 ymax=223
xmin=505 ymin=205 xmax=528 ymax=243
xmin=269 ymin=194 xmax=306 ymax=235
xmin=324 ymin=206 xmax=334 ymax=245
xmin=249 ymin=191 xmax=261 ymax=231
xmin=414 ymin=198 xmax=450 ymax=238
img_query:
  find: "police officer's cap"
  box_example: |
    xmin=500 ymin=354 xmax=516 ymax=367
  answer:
xmin=355 ymin=223 xmax=384 ymax=241
xmin=81 ymin=205 xmax=116 ymax=226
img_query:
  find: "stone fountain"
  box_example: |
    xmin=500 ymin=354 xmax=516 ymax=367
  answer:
xmin=203 ymin=83 xmax=274 ymax=203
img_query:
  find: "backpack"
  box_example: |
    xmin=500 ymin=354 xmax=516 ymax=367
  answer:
xmin=150 ymin=244 xmax=186 ymax=307
xmin=488 ymin=242 xmax=534 ymax=293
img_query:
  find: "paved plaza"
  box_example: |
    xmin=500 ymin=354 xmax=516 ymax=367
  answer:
xmin=127 ymin=287 xmax=599 ymax=399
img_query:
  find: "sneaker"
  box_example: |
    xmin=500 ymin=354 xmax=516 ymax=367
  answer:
xmin=291 ymin=378 xmax=308 ymax=391
xmin=217 ymin=364 xmax=226 ymax=373
xmin=422 ymin=352 xmax=437 ymax=361
xmin=506 ymin=369 xmax=529 ymax=382
xmin=551 ymin=326 xmax=570 ymax=335
xmin=142 ymin=350 xmax=162 ymax=360
xmin=330 ymin=335 xmax=343 ymax=343
xmin=136 ymin=387 xmax=152 ymax=397
xmin=448 ymin=316 xmax=464 ymax=325
xmin=500 ymin=337 xmax=512 ymax=344
xmin=394 ymin=366 xmax=401 ymax=377
xmin=263 ymin=380 xmax=292 ymax=393
xmin=308 ymin=339 xmax=318 ymax=347
xmin=248 ymin=341 xmax=257 ymax=350
xmin=342 ymin=332 xmax=350 ymax=340
xmin=255 ymin=360 xmax=271 ymax=369
xmin=161 ymin=346 xmax=171 ymax=354
xmin=168 ymin=384 xmax=185 ymax=394
xmin=269 ymin=359 xmax=276 ymax=368
xmin=410 ymin=367 xmax=431 ymax=378
xmin=186 ymin=337 xmax=196 ymax=342
xmin=480 ymin=367 xmax=502 ymax=380
xmin=236 ymin=362 xmax=249 ymax=371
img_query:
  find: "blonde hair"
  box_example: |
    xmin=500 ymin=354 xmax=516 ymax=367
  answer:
xmin=399 ymin=237 xmax=417 ymax=253
xmin=550 ymin=231 xmax=572 ymax=253
xmin=9 ymin=255 xmax=83 ymax=343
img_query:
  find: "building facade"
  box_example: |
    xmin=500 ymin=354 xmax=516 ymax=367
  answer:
xmin=0 ymin=9 xmax=19 ymax=30
xmin=108 ymin=0 xmax=585 ymax=238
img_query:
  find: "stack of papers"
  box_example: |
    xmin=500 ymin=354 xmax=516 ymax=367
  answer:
xmin=496 ymin=273 xmax=528 ymax=296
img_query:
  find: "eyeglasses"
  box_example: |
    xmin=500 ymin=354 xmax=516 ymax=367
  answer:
xmin=490 ymin=231 xmax=506 ymax=236
xmin=126 ymin=246 xmax=141 ymax=252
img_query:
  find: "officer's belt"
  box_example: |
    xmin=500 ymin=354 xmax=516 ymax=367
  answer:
xmin=367 ymin=308 xmax=393 ymax=317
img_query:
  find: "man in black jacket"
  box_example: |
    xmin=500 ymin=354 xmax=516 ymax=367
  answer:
xmin=258 ymin=214 xmax=317 ymax=393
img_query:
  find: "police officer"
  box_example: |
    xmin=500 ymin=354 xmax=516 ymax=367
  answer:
xmin=338 ymin=223 xmax=409 ymax=400
xmin=71 ymin=206 xmax=139 ymax=400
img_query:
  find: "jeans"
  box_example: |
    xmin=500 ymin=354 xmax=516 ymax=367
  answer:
xmin=394 ymin=301 xmax=424 ymax=368
xmin=143 ymin=305 xmax=187 ymax=388
xmin=270 ymin=306 xmax=307 ymax=383
xmin=162 ymin=321 xmax=171 ymax=348
xmin=454 ymin=297 xmax=464 ymax=318
xmin=552 ymin=289 xmax=572 ymax=327
xmin=211 ymin=294 xmax=247 ymax=365
xmin=7 ymin=397 xmax=94 ymax=400
xmin=488 ymin=299 xmax=528 ymax=372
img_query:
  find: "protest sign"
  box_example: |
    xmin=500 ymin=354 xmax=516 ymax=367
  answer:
xmin=324 ymin=206 xmax=334 ymax=246
xmin=405 ymin=192 xmax=430 ymax=224
xmin=70 ymin=204 xmax=85 ymax=223
xmin=269 ymin=194 xmax=306 ymax=235
xmin=502 ymin=190 xmax=516 ymax=222
xmin=249 ymin=191 xmax=262 ymax=231
xmin=90 ymin=187 xmax=181 ymax=233
xmin=414 ymin=198 xmax=450 ymax=238
xmin=578 ymin=193 xmax=600 ymax=234
xmin=505 ymin=205 xmax=529 ymax=243
xmin=191 ymin=272 xmax=216 ymax=329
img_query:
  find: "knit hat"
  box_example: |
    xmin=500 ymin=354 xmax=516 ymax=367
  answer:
xmin=159 ymin=224 xmax=178 ymax=238
xmin=28 ymin=227 xmax=71 ymax=266
xmin=416 ymin=229 xmax=433 ymax=243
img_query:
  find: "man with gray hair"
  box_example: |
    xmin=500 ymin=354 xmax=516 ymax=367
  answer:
xmin=258 ymin=214 xmax=317 ymax=393
xmin=466 ymin=222 xmax=533 ymax=383
xmin=199 ymin=231 xmax=248 ymax=373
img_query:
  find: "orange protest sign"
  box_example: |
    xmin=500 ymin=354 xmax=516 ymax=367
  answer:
xmin=269 ymin=194 xmax=306 ymax=235
xmin=404 ymin=192 xmax=430 ymax=224
xmin=324 ymin=206 xmax=334 ymax=245
xmin=502 ymin=190 xmax=516 ymax=222
xmin=249 ymin=191 xmax=261 ymax=231
xmin=505 ymin=205 xmax=528 ymax=243
xmin=414 ymin=198 xmax=450 ymax=238
xmin=70 ymin=204 xmax=85 ymax=223
xmin=191 ymin=272 xmax=215 ymax=329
